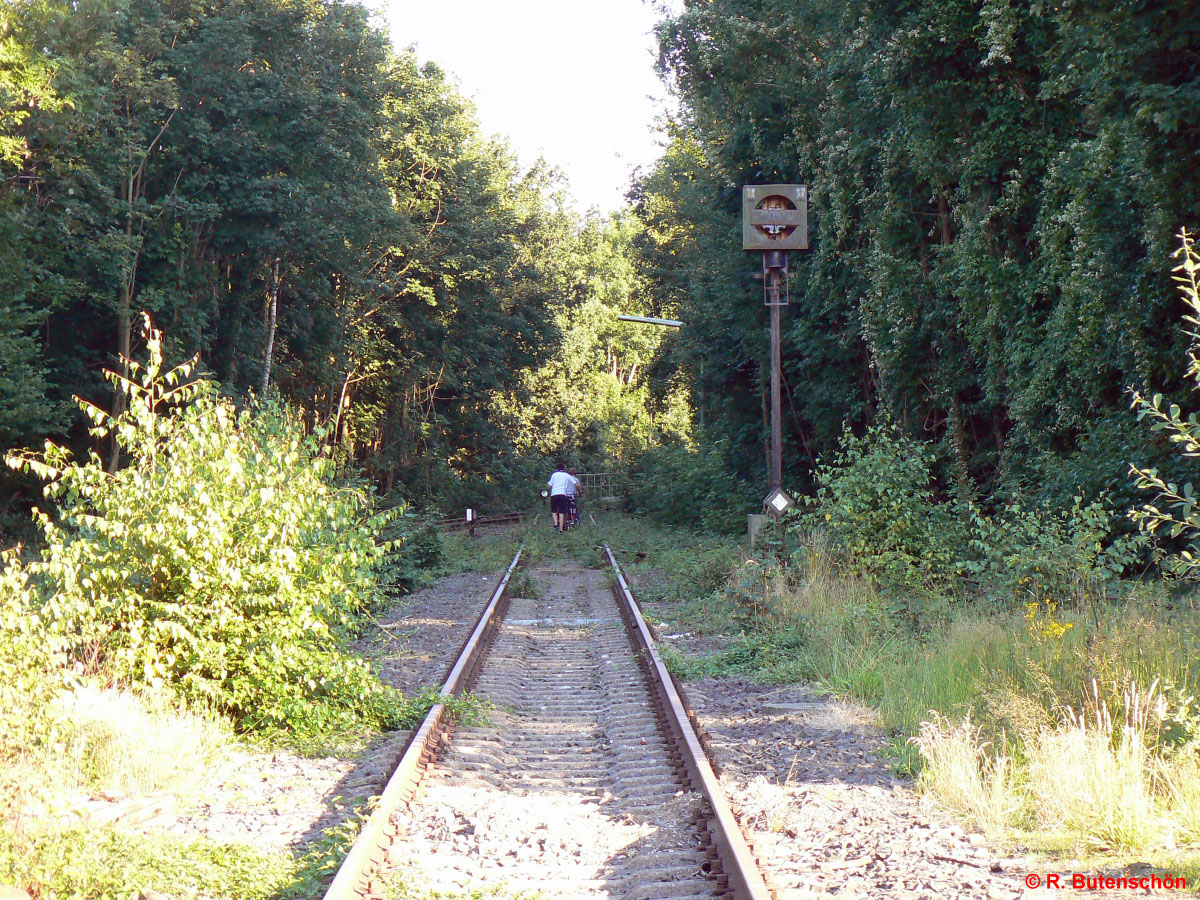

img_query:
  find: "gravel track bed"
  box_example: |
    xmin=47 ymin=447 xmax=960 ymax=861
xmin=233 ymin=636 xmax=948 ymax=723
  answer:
xmin=146 ymin=572 xmax=499 ymax=851
xmin=369 ymin=572 xmax=505 ymax=696
xmin=680 ymin=677 xmax=1030 ymax=900
xmin=380 ymin=562 xmax=723 ymax=900
xmin=79 ymin=553 xmax=1156 ymax=900
xmin=681 ymin=678 xmax=1166 ymax=900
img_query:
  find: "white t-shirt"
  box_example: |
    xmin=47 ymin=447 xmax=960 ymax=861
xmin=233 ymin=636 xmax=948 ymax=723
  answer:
xmin=548 ymin=470 xmax=579 ymax=497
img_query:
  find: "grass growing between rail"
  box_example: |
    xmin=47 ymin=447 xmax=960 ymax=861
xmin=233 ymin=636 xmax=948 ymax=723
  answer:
xmin=438 ymin=510 xmax=741 ymax=582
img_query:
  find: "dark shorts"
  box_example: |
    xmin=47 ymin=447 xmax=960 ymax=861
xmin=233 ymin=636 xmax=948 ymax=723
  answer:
xmin=550 ymin=494 xmax=569 ymax=515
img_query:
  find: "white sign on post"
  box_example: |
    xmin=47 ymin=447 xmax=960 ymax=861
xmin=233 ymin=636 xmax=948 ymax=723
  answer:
xmin=765 ymin=488 xmax=794 ymax=516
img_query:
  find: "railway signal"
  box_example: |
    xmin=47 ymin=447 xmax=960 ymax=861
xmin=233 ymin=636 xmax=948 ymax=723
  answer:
xmin=743 ymin=184 xmax=808 ymax=516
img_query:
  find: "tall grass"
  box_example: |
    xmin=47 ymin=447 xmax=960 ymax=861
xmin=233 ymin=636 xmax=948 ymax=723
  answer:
xmin=916 ymin=680 xmax=1200 ymax=853
xmin=3 ymin=685 xmax=232 ymax=826
xmin=912 ymin=714 xmax=1019 ymax=836
xmin=47 ymin=686 xmax=231 ymax=800
xmin=0 ymin=822 xmax=294 ymax=900
xmin=664 ymin=532 xmax=1200 ymax=861
xmin=1160 ymin=751 xmax=1200 ymax=845
xmin=1027 ymin=691 xmax=1160 ymax=850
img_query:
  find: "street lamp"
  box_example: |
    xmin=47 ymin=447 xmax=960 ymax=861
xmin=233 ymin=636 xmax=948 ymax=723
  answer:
xmin=616 ymin=315 xmax=683 ymax=328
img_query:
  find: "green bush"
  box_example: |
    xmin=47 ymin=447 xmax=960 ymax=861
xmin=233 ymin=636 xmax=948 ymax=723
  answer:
xmin=802 ymin=421 xmax=1137 ymax=607
xmin=964 ymin=496 xmax=1140 ymax=605
xmin=0 ymin=553 xmax=67 ymax=762
xmin=801 ymin=421 xmax=965 ymax=589
xmin=628 ymin=438 xmax=750 ymax=533
xmin=6 ymin=321 xmax=402 ymax=736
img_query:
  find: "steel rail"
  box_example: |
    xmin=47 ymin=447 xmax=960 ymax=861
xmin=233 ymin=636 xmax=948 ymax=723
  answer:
xmin=324 ymin=545 xmax=771 ymax=900
xmin=321 ymin=548 xmax=523 ymax=900
xmin=604 ymin=545 xmax=775 ymax=900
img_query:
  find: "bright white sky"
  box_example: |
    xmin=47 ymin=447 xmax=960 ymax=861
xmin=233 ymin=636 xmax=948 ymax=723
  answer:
xmin=372 ymin=0 xmax=676 ymax=213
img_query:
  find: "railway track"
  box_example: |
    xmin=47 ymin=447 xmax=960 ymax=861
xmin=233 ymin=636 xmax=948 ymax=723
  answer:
xmin=435 ymin=511 xmax=527 ymax=533
xmin=323 ymin=547 xmax=773 ymax=900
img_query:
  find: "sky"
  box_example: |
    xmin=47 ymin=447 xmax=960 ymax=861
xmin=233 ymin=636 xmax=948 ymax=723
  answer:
xmin=373 ymin=0 xmax=676 ymax=214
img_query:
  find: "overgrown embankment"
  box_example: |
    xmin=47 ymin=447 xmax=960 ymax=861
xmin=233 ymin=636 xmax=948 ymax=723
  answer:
xmin=0 ymin=326 xmax=443 ymax=897
xmin=657 ymin=523 xmax=1199 ymax=879
xmin=650 ymin=240 xmax=1200 ymax=877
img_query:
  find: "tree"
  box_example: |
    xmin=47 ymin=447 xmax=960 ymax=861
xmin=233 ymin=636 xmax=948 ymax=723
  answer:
xmin=638 ymin=0 xmax=1200 ymax=519
xmin=0 ymin=0 xmax=588 ymax=515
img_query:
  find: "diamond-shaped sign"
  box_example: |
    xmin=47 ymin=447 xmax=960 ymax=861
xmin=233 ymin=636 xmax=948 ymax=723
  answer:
xmin=765 ymin=488 xmax=794 ymax=516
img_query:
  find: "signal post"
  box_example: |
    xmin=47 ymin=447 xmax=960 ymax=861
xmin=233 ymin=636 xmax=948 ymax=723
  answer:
xmin=742 ymin=184 xmax=808 ymax=518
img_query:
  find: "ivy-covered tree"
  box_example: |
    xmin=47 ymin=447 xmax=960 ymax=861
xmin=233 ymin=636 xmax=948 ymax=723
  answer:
xmin=637 ymin=0 xmax=1200 ymax=517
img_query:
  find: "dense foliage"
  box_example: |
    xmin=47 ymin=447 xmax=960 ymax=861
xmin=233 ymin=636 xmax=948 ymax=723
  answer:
xmin=0 ymin=552 xmax=67 ymax=757
xmin=634 ymin=0 xmax=1200 ymax=518
xmin=803 ymin=422 xmax=1137 ymax=609
xmin=6 ymin=0 xmax=1200 ymax=536
xmin=627 ymin=438 xmax=750 ymax=533
xmin=7 ymin=324 xmax=401 ymax=736
xmin=802 ymin=422 xmax=965 ymax=589
xmin=0 ymin=0 xmax=588 ymax=515
xmin=0 ymin=0 xmax=729 ymax=521
xmin=498 ymin=215 xmax=683 ymax=467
